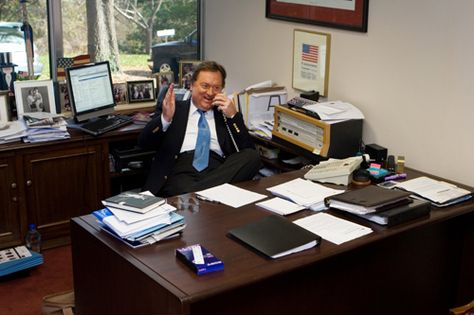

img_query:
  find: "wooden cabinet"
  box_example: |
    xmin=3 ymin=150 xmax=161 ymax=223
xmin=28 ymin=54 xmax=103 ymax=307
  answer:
xmin=22 ymin=143 xmax=105 ymax=248
xmin=0 ymin=152 xmax=24 ymax=248
xmin=0 ymin=128 xmax=145 ymax=249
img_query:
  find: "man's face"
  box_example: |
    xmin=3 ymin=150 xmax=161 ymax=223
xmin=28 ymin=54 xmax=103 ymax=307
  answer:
xmin=191 ymin=70 xmax=223 ymax=111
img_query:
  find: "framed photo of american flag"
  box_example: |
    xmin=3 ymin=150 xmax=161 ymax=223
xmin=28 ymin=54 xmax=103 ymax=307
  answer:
xmin=292 ymin=29 xmax=331 ymax=96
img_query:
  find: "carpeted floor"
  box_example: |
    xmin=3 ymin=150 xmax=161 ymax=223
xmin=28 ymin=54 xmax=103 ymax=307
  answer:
xmin=0 ymin=245 xmax=74 ymax=315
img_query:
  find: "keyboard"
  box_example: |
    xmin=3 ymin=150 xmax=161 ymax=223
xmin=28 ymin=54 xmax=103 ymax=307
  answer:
xmin=79 ymin=115 xmax=133 ymax=136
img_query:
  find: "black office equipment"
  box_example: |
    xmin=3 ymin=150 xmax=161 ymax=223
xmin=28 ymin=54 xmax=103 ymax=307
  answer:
xmin=365 ymin=143 xmax=387 ymax=165
xmin=66 ymin=61 xmax=132 ymax=135
xmin=228 ymin=215 xmax=321 ymax=259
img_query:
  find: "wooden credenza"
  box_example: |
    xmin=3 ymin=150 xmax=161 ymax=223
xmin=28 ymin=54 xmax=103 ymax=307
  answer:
xmin=0 ymin=125 xmax=146 ymax=250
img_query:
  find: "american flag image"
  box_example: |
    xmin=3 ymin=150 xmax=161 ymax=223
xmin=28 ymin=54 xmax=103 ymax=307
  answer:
xmin=302 ymin=44 xmax=318 ymax=63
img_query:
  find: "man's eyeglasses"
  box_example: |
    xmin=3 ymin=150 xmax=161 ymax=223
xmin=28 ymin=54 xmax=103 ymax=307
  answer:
xmin=198 ymin=83 xmax=223 ymax=93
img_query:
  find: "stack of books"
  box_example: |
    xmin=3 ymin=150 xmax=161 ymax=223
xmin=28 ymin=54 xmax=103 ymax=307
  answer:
xmin=93 ymin=191 xmax=185 ymax=248
xmin=0 ymin=246 xmax=43 ymax=277
xmin=22 ymin=114 xmax=70 ymax=143
xmin=325 ymin=185 xmax=431 ymax=226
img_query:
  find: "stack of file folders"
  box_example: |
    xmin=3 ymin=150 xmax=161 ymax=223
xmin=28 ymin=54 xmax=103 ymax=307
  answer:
xmin=0 ymin=246 xmax=44 ymax=277
xmin=394 ymin=176 xmax=473 ymax=207
xmin=325 ymin=185 xmax=431 ymax=226
xmin=93 ymin=191 xmax=185 ymax=248
xmin=22 ymin=114 xmax=70 ymax=143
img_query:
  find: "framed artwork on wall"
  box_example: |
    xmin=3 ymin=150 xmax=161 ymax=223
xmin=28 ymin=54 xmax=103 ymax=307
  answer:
xmin=266 ymin=0 xmax=369 ymax=33
xmin=13 ymin=79 xmax=57 ymax=117
xmin=292 ymin=29 xmax=331 ymax=96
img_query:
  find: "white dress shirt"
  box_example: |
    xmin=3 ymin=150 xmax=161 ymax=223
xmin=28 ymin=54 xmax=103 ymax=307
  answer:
xmin=161 ymin=100 xmax=224 ymax=156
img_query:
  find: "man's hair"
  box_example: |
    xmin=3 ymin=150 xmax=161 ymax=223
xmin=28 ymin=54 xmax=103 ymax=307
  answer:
xmin=191 ymin=61 xmax=226 ymax=87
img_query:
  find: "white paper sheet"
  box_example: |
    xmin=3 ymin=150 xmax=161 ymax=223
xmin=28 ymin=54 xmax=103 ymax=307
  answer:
xmin=196 ymin=183 xmax=267 ymax=208
xmin=294 ymin=213 xmax=373 ymax=245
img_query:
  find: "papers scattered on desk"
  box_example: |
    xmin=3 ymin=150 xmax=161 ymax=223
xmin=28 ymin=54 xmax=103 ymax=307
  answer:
xmin=294 ymin=213 xmax=373 ymax=245
xmin=256 ymin=197 xmax=306 ymax=216
xmin=302 ymin=101 xmax=364 ymax=122
xmin=22 ymin=115 xmax=70 ymax=143
xmin=394 ymin=176 xmax=472 ymax=207
xmin=266 ymin=178 xmax=344 ymax=211
xmin=196 ymin=183 xmax=267 ymax=208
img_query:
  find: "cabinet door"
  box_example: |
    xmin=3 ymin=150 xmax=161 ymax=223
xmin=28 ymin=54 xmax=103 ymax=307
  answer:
xmin=23 ymin=144 xmax=106 ymax=245
xmin=0 ymin=154 xmax=22 ymax=248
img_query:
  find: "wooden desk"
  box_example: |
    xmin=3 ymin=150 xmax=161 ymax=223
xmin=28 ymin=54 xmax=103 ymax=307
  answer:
xmin=71 ymin=169 xmax=474 ymax=315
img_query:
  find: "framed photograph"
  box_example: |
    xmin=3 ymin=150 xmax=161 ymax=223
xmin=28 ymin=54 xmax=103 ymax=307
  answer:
xmin=292 ymin=29 xmax=331 ymax=96
xmin=58 ymin=82 xmax=72 ymax=113
xmin=13 ymin=79 xmax=57 ymax=117
xmin=179 ymin=60 xmax=201 ymax=89
xmin=127 ymin=80 xmax=155 ymax=103
xmin=0 ymin=91 xmax=10 ymax=124
xmin=155 ymin=71 xmax=174 ymax=96
xmin=266 ymin=0 xmax=369 ymax=33
xmin=113 ymin=82 xmax=128 ymax=105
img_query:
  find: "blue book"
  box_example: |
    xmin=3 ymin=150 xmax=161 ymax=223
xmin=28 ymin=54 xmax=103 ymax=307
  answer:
xmin=176 ymin=244 xmax=224 ymax=275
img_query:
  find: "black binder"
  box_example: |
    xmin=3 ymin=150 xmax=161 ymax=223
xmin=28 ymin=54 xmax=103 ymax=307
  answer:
xmin=352 ymin=199 xmax=431 ymax=226
xmin=228 ymin=215 xmax=321 ymax=259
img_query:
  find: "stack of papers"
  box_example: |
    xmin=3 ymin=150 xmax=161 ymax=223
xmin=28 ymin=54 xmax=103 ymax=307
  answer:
xmin=22 ymin=114 xmax=70 ymax=143
xmin=93 ymin=191 xmax=185 ymax=248
xmin=0 ymin=121 xmax=27 ymax=144
xmin=394 ymin=176 xmax=472 ymax=207
xmin=0 ymin=246 xmax=43 ymax=277
xmin=266 ymin=178 xmax=345 ymax=211
xmin=302 ymin=101 xmax=364 ymax=122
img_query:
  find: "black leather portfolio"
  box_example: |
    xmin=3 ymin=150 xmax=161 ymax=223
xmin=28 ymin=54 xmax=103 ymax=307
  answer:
xmin=228 ymin=215 xmax=321 ymax=259
xmin=325 ymin=185 xmax=412 ymax=213
xmin=352 ymin=199 xmax=431 ymax=226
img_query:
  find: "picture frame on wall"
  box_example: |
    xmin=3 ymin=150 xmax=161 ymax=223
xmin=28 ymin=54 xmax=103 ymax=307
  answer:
xmin=0 ymin=90 xmax=10 ymax=124
xmin=266 ymin=0 xmax=369 ymax=33
xmin=113 ymin=82 xmax=128 ymax=105
xmin=179 ymin=60 xmax=201 ymax=89
xmin=127 ymin=80 xmax=155 ymax=103
xmin=292 ymin=29 xmax=331 ymax=96
xmin=13 ymin=79 xmax=57 ymax=117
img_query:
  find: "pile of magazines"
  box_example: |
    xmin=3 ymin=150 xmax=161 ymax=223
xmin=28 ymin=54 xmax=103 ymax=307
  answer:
xmin=93 ymin=191 xmax=186 ymax=248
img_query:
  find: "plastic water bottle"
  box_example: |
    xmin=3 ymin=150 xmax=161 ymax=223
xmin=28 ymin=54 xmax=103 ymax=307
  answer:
xmin=25 ymin=224 xmax=42 ymax=253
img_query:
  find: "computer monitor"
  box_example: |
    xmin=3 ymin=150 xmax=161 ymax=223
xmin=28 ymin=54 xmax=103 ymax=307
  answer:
xmin=66 ymin=61 xmax=115 ymax=122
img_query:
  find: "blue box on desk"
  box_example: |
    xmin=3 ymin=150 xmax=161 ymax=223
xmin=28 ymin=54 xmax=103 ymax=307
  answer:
xmin=176 ymin=244 xmax=224 ymax=275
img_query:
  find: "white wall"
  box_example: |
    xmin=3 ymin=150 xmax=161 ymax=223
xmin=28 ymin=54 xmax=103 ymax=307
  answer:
xmin=203 ymin=0 xmax=474 ymax=187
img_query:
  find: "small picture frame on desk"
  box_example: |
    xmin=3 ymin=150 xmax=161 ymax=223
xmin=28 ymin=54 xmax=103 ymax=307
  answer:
xmin=155 ymin=71 xmax=174 ymax=98
xmin=58 ymin=82 xmax=72 ymax=113
xmin=0 ymin=90 xmax=10 ymax=123
xmin=292 ymin=29 xmax=331 ymax=96
xmin=113 ymin=82 xmax=128 ymax=105
xmin=127 ymin=80 xmax=155 ymax=103
xmin=179 ymin=60 xmax=200 ymax=89
xmin=13 ymin=79 xmax=57 ymax=118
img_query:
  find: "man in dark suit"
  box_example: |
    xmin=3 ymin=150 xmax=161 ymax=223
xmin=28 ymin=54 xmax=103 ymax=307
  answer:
xmin=138 ymin=61 xmax=261 ymax=197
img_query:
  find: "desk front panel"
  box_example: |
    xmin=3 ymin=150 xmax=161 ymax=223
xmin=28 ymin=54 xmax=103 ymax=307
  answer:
xmin=71 ymin=169 xmax=474 ymax=315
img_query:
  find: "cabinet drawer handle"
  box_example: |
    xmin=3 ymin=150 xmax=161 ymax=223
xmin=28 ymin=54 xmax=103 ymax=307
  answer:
xmin=26 ymin=180 xmax=33 ymax=186
xmin=12 ymin=196 xmax=17 ymax=202
xmin=11 ymin=182 xmax=17 ymax=189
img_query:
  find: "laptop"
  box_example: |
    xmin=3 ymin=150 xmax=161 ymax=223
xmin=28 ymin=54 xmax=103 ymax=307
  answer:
xmin=66 ymin=61 xmax=133 ymax=136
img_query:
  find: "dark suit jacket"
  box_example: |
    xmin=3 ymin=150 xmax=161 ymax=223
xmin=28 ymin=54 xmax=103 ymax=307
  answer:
xmin=138 ymin=99 xmax=256 ymax=195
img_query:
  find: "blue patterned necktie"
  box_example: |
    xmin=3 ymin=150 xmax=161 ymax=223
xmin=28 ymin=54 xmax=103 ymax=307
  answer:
xmin=192 ymin=109 xmax=210 ymax=171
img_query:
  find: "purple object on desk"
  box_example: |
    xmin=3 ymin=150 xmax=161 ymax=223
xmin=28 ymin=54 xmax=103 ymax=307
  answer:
xmin=385 ymin=173 xmax=407 ymax=181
